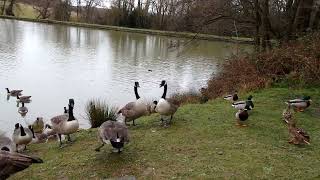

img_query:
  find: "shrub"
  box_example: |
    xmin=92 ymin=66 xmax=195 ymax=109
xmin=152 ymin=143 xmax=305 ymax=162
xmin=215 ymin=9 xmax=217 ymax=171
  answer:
xmin=203 ymin=32 xmax=320 ymax=100
xmin=85 ymin=99 xmax=118 ymax=128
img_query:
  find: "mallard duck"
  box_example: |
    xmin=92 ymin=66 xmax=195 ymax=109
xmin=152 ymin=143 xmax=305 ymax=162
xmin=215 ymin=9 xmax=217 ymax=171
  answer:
xmin=95 ymin=120 xmax=129 ymax=153
xmin=12 ymin=123 xmax=33 ymax=152
xmin=5 ymin=88 xmax=22 ymax=96
xmin=287 ymin=116 xmax=310 ymax=145
xmin=154 ymin=80 xmax=180 ymax=126
xmin=50 ymin=99 xmax=79 ymax=147
xmin=118 ymin=82 xmax=149 ymax=126
xmin=32 ymin=117 xmax=44 ymax=133
xmin=235 ymin=105 xmax=249 ymax=127
xmin=0 ymin=150 xmax=43 ymax=179
xmin=282 ymin=104 xmax=293 ymax=124
xmin=232 ymin=95 xmax=254 ymax=110
xmin=16 ymin=95 xmax=32 ymax=103
xmin=286 ymin=96 xmax=312 ymax=112
xmin=224 ymin=91 xmax=238 ymax=101
xmin=18 ymin=102 xmax=28 ymax=117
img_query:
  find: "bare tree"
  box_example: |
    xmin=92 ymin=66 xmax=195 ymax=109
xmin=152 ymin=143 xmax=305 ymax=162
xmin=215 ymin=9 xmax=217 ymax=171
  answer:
xmin=33 ymin=0 xmax=55 ymax=19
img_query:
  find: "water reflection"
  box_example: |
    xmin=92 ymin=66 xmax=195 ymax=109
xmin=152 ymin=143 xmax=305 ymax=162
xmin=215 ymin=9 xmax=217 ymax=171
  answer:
xmin=0 ymin=19 xmax=252 ymax=135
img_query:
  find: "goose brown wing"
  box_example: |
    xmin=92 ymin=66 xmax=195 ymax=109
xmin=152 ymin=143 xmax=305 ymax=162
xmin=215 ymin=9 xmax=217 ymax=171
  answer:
xmin=114 ymin=122 xmax=129 ymax=142
xmin=50 ymin=114 xmax=68 ymax=126
xmin=0 ymin=151 xmax=43 ymax=179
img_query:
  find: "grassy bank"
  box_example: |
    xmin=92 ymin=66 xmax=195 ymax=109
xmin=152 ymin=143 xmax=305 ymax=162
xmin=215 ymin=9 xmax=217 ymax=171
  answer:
xmin=10 ymin=87 xmax=320 ymax=179
xmin=0 ymin=15 xmax=253 ymax=44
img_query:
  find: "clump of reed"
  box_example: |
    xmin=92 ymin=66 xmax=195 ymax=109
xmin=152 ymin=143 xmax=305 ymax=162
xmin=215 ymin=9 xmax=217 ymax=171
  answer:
xmin=85 ymin=99 xmax=118 ymax=128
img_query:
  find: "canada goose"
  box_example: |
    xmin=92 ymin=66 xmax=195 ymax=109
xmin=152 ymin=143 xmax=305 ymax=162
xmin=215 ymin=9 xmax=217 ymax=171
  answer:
xmin=18 ymin=102 xmax=28 ymax=117
xmin=0 ymin=150 xmax=43 ymax=179
xmin=0 ymin=134 xmax=15 ymax=152
xmin=235 ymin=105 xmax=249 ymax=127
xmin=286 ymin=96 xmax=312 ymax=112
xmin=43 ymin=124 xmax=56 ymax=136
xmin=16 ymin=95 xmax=32 ymax=103
xmin=118 ymin=82 xmax=149 ymax=126
xmin=154 ymin=80 xmax=180 ymax=126
xmin=232 ymin=95 xmax=254 ymax=110
xmin=224 ymin=91 xmax=238 ymax=101
xmin=28 ymin=126 xmax=48 ymax=144
xmin=12 ymin=123 xmax=33 ymax=152
xmin=95 ymin=120 xmax=129 ymax=153
xmin=32 ymin=117 xmax=45 ymax=133
xmin=5 ymin=88 xmax=22 ymax=96
xmin=50 ymin=99 xmax=79 ymax=147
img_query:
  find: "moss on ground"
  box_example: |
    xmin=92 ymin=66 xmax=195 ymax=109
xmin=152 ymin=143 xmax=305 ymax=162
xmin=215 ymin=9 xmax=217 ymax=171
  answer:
xmin=10 ymin=88 xmax=320 ymax=179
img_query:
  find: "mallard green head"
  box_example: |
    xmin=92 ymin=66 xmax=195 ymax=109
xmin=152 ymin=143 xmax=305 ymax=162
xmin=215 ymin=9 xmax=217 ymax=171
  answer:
xmin=302 ymin=96 xmax=311 ymax=101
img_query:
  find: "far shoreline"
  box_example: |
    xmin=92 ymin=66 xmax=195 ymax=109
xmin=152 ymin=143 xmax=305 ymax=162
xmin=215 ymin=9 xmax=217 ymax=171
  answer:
xmin=0 ymin=15 xmax=254 ymax=44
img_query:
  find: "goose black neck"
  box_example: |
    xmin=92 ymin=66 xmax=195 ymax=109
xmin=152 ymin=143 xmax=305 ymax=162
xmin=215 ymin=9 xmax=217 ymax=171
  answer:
xmin=20 ymin=126 xmax=26 ymax=136
xmin=134 ymin=86 xmax=140 ymax=100
xmin=5 ymin=88 xmax=10 ymax=93
xmin=22 ymin=103 xmax=24 ymax=107
xmin=17 ymin=95 xmax=20 ymax=99
xmin=161 ymin=84 xmax=167 ymax=99
xmin=68 ymin=105 xmax=75 ymax=121
xmin=30 ymin=127 xmax=35 ymax=138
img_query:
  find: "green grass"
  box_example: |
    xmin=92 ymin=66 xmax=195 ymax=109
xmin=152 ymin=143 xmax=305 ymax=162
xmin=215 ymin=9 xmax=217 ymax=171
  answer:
xmin=10 ymin=88 xmax=320 ymax=179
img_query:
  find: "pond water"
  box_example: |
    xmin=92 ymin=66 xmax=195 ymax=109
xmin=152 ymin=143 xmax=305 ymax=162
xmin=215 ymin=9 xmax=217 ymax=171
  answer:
xmin=0 ymin=19 xmax=252 ymax=135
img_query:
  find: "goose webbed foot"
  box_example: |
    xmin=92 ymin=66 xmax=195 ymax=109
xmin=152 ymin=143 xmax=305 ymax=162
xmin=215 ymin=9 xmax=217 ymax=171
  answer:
xmin=95 ymin=144 xmax=104 ymax=152
xmin=67 ymin=135 xmax=74 ymax=143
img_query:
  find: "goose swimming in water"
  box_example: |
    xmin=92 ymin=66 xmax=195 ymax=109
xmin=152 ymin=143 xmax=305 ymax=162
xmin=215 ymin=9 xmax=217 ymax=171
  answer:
xmin=18 ymin=102 xmax=28 ymax=117
xmin=50 ymin=99 xmax=79 ymax=147
xmin=95 ymin=120 xmax=129 ymax=153
xmin=16 ymin=95 xmax=32 ymax=103
xmin=5 ymin=88 xmax=22 ymax=96
xmin=118 ymin=82 xmax=150 ymax=126
xmin=154 ymin=80 xmax=180 ymax=126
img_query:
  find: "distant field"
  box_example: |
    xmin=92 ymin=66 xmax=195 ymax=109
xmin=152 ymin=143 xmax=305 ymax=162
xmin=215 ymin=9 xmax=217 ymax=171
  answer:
xmin=10 ymin=88 xmax=320 ymax=179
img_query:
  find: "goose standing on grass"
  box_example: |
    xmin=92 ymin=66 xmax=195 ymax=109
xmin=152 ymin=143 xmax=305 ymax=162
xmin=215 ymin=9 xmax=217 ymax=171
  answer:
xmin=154 ymin=80 xmax=180 ymax=126
xmin=224 ymin=91 xmax=238 ymax=102
xmin=0 ymin=134 xmax=15 ymax=152
xmin=95 ymin=120 xmax=129 ymax=153
xmin=0 ymin=150 xmax=43 ymax=179
xmin=232 ymin=95 xmax=254 ymax=110
xmin=287 ymin=114 xmax=310 ymax=145
xmin=32 ymin=117 xmax=45 ymax=133
xmin=16 ymin=95 xmax=32 ymax=103
xmin=12 ymin=123 xmax=33 ymax=152
xmin=18 ymin=102 xmax=28 ymax=117
xmin=50 ymin=99 xmax=79 ymax=147
xmin=286 ymin=96 xmax=312 ymax=112
xmin=118 ymin=82 xmax=150 ymax=126
xmin=235 ymin=105 xmax=250 ymax=127
xmin=28 ymin=126 xmax=48 ymax=144
xmin=5 ymin=88 xmax=22 ymax=96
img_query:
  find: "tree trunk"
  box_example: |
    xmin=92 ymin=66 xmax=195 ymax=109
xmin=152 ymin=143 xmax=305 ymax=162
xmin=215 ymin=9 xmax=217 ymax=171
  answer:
xmin=293 ymin=0 xmax=314 ymax=31
xmin=1 ymin=0 xmax=7 ymax=15
xmin=254 ymin=0 xmax=261 ymax=52
xmin=5 ymin=0 xmax=15 ymax=16
xmin=309 ymin=0 xmax=320 ymax=29
xmin=261 ymin=0 xmax=271 ymax=51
